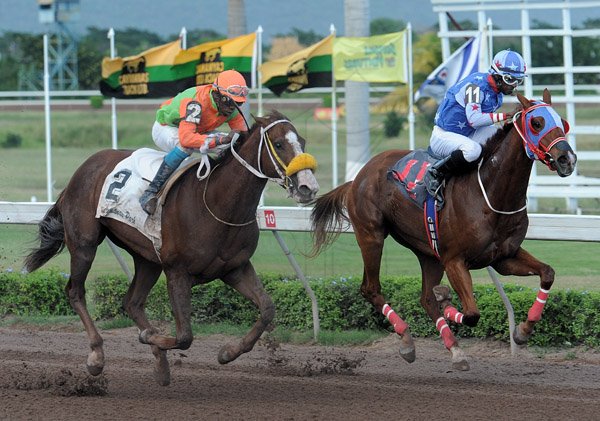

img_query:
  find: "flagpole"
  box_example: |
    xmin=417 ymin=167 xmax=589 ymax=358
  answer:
xmin=487 ymin=18 xmax=493 ymax=63
xmin=407 ymin=23 xmax=415 ymax=151
xmin=43 ymin=34 xmax=53 ymax=202
xmin=257 ymin=25 xmax=263 ymax=117
xmin=107 ymin=28 xmax=118 ymax=150
xmin=330 ymin=24 xmax=338 ymax=188
xmin=179 ymin=27 xmax=187 ymax=50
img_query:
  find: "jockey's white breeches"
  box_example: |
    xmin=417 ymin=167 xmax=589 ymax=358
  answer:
xmin=152 ymin=121 xmax=180 ymax=152
xmin=429 ymin=124 xmax=499 ymax=162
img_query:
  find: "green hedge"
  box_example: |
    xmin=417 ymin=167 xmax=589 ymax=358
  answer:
xmin=0 ymin=269 xmax=74 ymax=316
xmin=1 ymin=270 xmax=599 ymax=347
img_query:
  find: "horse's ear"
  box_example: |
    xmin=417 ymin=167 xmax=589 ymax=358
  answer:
xmin=517 ymin=92 xmax=531 ymax=109
xmin=253 ymin=114 xmax=267 ymax=126
xmin=542 ymin=88 xmax=552 ymax=105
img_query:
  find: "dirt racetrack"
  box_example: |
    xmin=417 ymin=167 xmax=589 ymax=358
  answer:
xmin=0 ymin=324 xmax=599 ymax=420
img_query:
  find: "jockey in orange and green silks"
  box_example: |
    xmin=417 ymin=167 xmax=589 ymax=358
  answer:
xmin=139 ymin=69 xmax=250 ymax=215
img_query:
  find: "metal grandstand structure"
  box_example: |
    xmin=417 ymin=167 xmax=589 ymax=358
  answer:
xmin=34 ymin=0 xmax=80 ymax=90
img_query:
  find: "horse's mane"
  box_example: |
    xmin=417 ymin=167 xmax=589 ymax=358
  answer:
xmin=207 ymin=109 xmax=290 ymax=167
xmin=480 ymin=104 xmax=524 ymax=161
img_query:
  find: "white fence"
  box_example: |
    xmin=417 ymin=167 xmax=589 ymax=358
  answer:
xmin=3 ymin=202 xmax=600 ymax=241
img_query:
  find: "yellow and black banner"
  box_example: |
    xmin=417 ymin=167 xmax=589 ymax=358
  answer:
xmin=173 ymin=32 xmax=256 ymax=90
xmin=260 ymin=34 xmax=333 ymax=96
xmin=100 ymin=33 xmax=256 ymax=99
xmin=100 ymin=40 xmax=182 ymax=98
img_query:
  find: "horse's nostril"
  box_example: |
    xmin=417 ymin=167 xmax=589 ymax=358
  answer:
xmin=298 ymin=185 xmax=313 ymax=197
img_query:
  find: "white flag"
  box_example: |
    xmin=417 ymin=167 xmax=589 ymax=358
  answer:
xmin=415 ymin=33 xmax=483 ymax=103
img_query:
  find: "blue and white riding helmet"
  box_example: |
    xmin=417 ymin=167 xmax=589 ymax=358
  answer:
xmin=490 ymin=50 xmax=527 ymax=86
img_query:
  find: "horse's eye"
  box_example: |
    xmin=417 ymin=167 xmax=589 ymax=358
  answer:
xmin=532 ymin=119 xmax=543 ymax=131
xmin=274 ymin=141 xmax=282 ymax=149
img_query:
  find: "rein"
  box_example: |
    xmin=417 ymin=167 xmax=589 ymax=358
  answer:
xmin=200 ymin=118 xmax=317 ymax=226
xmin=476 ymin=160 xmax=528 ymax=215
xmin=477 ymin=101 xmax=568 ymax=215
xmin=230 ymin=119 xmax=317 ymax=187
xmin=202 ymin=163 xmax=257 ymax=227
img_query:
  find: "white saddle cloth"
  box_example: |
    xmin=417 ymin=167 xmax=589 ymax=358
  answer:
xmin=95 ymin=148 xmax=172 ymax=252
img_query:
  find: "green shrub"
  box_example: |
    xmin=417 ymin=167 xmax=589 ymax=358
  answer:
xmin=1 ymin=132 xmax=23 ymax=148
xmin=89 ymin=95 xmax=104 ymax=109
xmin=383 ymin=111 xmax=406 ymax=138
xmin=0 ymin=269 xmax=73 ymax=316
xmin=4 ymin=270 xmax=600 ymax=348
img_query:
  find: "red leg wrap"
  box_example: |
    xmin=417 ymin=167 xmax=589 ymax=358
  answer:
xmin=527 ymin=288 xmax=550 ymax=322
xmin=444 ymin=305 xmax=464 ymax=324
xmin=382 ymin=304 xmax=408 ymax=336
xmin=436 ymin=317 xmax=457 ymax=350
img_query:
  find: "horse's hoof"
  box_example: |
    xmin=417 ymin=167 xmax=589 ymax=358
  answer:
xmin=452 ymin=359 xmax=470 ymax=371
xmin=450 ymin=345 xmax=469 ymax=371
xmin=153 ymin=347 xmax=170 ymax=386
xmin=433 ymin=285 xmax=451 ymax=302
xmin=218 ymin=344 xmax=238 ymax=364
xmin=513 ymin=323 xmax=531 ymax=345
xmin=86 ymin=351 xmax=104 ymax=376
xmin=86 ymin=363 xmax=104 ymax=376
xmin=139 ymin=329 xmax=152 ymax=344
xmin=154 ymin=365 xmax=171 ymax=386
xmin=399 ymin=348 xmax=416 ymax=363
xmin=398 ymin=332 xmax=416 ymax=363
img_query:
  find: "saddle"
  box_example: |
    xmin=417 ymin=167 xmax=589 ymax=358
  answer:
xmin=387 ymin=149 xmax=442 ymax=258
xmin=96 ymin=148 xmax=199 ymax=254
xmin=387 ymin=149 xmax=443 ymax=208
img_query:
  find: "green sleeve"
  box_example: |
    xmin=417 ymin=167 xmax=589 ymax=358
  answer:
xmin=155 ymin=87 xmax=197 ymax=126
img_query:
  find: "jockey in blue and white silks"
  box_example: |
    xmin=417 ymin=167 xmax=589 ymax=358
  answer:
xmin=424 ymin=49 xmax=528 ymax=204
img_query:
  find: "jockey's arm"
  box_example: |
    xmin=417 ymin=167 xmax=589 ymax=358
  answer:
xmin=465 ymin=102 xmax=509 ymax=128
xmin=461 ymin=83 xmax=509 ymax=128
xmin=177 ymin=99 xmax=209 ymax=149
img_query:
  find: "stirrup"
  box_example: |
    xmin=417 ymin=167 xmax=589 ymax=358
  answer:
xmin=425 ymin=171 xmax=442 ymax=197
xmin=140 ymin=192 xmax=158 ymax=215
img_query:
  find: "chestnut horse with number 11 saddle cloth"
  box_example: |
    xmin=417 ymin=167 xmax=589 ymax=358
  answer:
xmin=311 ymin=89 xmax=577 ymax=371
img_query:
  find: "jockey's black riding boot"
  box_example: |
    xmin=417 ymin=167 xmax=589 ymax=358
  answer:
xmin=139 ymin=160 xmax=176 ymax=214
xmin=424 ymin=150 xmax=470 ymax=203
xmin=140 ymin=147 xmax=189 ymax=214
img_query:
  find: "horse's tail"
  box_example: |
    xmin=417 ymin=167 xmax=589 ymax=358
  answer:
xmin=309 ymin=181 xmax=352 ymax=257
xmin=23 ymin=201 xmax=65 ymax=273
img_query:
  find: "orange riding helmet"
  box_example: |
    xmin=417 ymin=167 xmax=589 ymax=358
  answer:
xmin=212 ymin=70 xmax=249 ymax=103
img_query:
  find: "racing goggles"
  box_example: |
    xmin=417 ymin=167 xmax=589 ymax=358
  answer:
xmin=213 ymin=84 xmax=249 ymax=99
xmin=501 ymin=73 xmax=525 ymax=87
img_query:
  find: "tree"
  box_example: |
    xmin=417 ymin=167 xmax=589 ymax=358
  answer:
xmin=0 ymin=32 xmax=44 ymax=90
xmin=370 ymin=18 xmax=405 ymax=35
xmin=274 ymin=28 xmax=325 ymax=47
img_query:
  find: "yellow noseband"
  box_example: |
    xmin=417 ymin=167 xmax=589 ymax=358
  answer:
xmin=285 ymin=153 xmax=318 ymax=176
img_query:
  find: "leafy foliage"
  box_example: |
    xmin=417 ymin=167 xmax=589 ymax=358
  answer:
xmin=2 ymin=270 xmax=599 ymax=347
xmin=370 ymin=18 xmax=406 ymax=35
xmin=0 ymin=269 xmax=73 ymax=316
xmin=1 ymin=132 xmax=22 ymax=148
xmin=383 ymin=111 xmax=406 ymax=137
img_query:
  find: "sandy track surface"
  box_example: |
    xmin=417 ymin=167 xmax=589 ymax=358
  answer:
xmin=1 ymin=325 xmax=599 ymax=420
